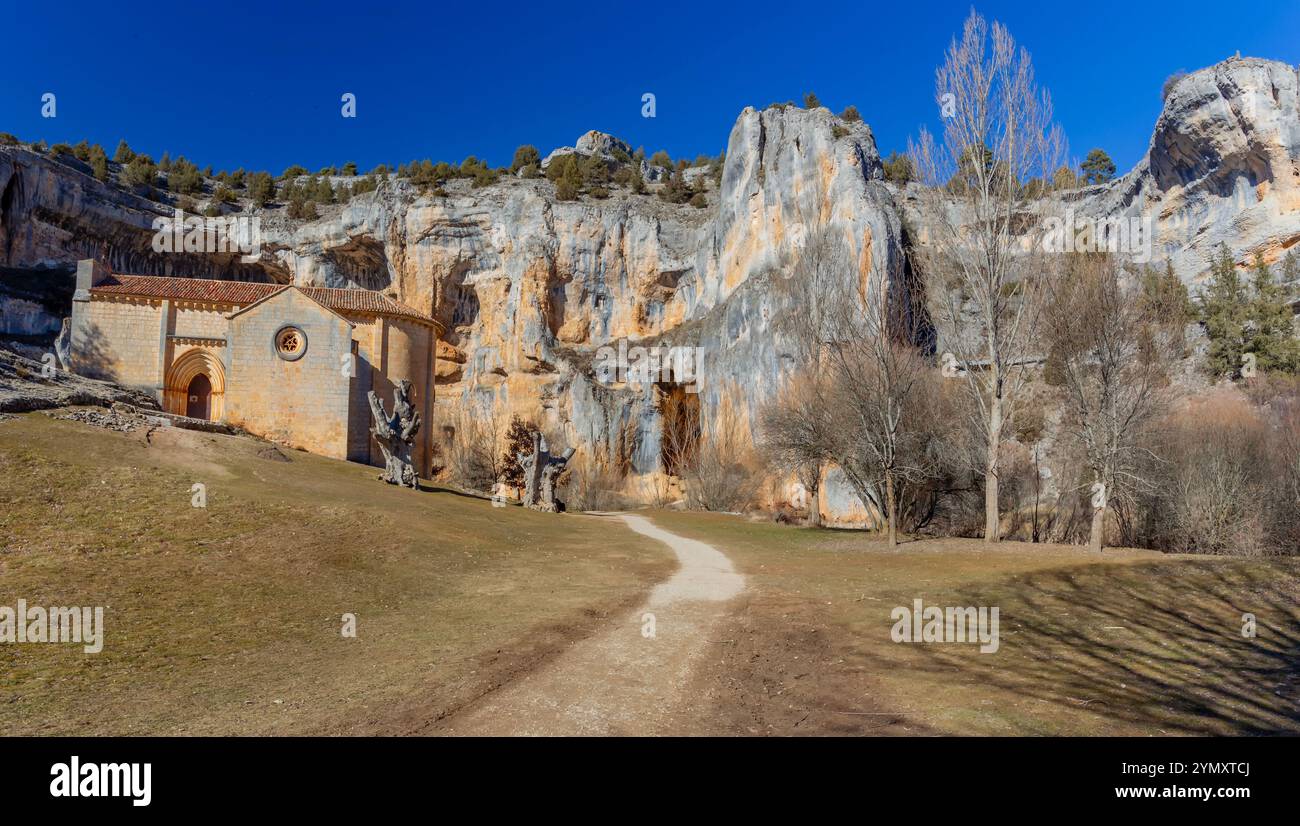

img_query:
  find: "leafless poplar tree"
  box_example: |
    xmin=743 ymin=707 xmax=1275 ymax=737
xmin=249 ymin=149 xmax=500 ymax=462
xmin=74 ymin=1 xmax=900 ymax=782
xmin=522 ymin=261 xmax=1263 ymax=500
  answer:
xmin=1044 ymin=255 xmax=1177 ymax=551
xmin=765 ymin=229 xmax=943 ymax=545
xmin=761 ymin=370 xmax=834 ymax=526
xmin=908 ymin=9 xmax=1065 ymax=543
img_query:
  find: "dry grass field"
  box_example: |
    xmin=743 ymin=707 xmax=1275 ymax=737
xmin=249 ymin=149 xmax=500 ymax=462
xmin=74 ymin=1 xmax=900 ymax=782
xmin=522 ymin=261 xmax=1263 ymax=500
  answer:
xmin=654 ymin=511 xmax=1300 ymax=736
xmin=0 ymin=411 xmax=674 ymax=735
xmin=3 ymin=411 xmax=1297 ymax=736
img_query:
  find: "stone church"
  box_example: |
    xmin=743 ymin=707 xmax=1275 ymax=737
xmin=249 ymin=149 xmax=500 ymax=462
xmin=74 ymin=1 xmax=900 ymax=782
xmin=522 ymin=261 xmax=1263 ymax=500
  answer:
xmin=68 ymin=259 xmax=442 ymax=475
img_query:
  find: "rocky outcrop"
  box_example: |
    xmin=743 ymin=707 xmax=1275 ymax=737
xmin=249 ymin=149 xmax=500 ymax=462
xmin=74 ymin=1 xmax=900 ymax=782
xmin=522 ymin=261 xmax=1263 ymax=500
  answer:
xmin=0 ymin=150 xmax=273 ymax=281
xmin=0 ymin=348 xmax=158 ymax=413
xmin=1050 ymin=57 xmax=1297 ymax=281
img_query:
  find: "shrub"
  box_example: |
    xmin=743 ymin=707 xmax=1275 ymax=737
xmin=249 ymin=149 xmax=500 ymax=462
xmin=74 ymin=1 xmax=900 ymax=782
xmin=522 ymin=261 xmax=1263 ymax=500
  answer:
xmin=350 ymin=175 xmax=378 ymax=196
xmin=802 ymin=91 xmax=822 ymax=109
xmin=511 ymin=145 xmax=540 ymax=173
xmin=247 ymin=172 xmax=276 ymax=206
xmin=681 ymin=403 xmax=760 ymax=512
xmin=441 ymin=408 xmax=501 ymax=493
xmin=564 ymin=448 xmax=629 ymax=512
xmin=279 ymin=165 xmax=308 ymax=180
xmin=0 ymin=132 xmax=18 ymax=145
xmin=1135 ymin=394 xmax=1299 ymax=555
xmin=499 ymin=416 xmax=540 ymax=489
xmin=581 ymin=153 xmax=608 ymax=188
xmin=341 ymin=161 xmax=357 ymax=176
xmin=112 ymin=140 xmax=134 ymax=163
xmin=87 ymin=145 xmax=109 ymax=181
xmin=310 ymin=176 xmax=335 ymax=203
xmin=287 ymin=199 xmax=317 ymax=220
xmin=548 ymin=155 xmax=582 ymax=200
xmin=1051 ymin=165 xmax=1080 ymax=191
xmin=167 ymin=158 xmax=204 ymax=195
xmin=882 ymin=151 xmax=914 ymax=184
xmin=122 ymin=155 xmax=158 ymax=191
xmin=658 ymin=171 xmax=692 ymax=204
xmin=839 ymin=105 xmax=862 ymax=122
xmin=1162 ymin=71 xmax=1187 ymax=101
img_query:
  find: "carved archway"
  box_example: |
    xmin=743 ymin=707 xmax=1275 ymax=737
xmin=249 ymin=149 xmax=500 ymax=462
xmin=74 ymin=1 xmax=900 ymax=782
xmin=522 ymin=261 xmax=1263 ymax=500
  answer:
xmin=165 ymin=348 xmax=226 ymax=421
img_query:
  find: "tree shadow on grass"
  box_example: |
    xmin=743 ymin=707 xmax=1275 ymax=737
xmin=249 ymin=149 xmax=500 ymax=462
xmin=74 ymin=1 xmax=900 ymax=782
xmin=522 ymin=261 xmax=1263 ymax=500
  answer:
xmin=870 ymin=558 xmax=1300 ymax=734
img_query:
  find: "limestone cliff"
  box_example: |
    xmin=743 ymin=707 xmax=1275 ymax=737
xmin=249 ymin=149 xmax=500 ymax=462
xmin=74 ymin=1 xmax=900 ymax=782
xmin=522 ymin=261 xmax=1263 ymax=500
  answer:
xmin=1077 ymin=57 xmax=1300 ymax=281
xmin=2 ymin=56 xmax=1297 ymax=519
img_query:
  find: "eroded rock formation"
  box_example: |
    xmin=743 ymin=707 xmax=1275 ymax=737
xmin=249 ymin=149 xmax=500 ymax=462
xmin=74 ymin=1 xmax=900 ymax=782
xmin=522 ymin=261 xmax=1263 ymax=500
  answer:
xmin=2 ymin=56 xmax=1297 ymax=522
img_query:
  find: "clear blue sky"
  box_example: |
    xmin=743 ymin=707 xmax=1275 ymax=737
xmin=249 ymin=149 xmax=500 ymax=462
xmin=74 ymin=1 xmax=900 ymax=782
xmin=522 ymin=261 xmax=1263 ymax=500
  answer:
xmin=5 ymin=0 xmax=1298 ymax=177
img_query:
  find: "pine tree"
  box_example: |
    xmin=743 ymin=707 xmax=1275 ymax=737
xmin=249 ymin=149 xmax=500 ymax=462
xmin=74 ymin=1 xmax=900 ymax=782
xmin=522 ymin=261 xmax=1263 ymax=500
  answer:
xmin=113 ymin=140 xmax=134 ymax=164
xmin=88 ymin=145 xmax=109 ymax=181
xmin=247 ymin=172 xmax=275 ymax=206
xmin=1080 ymin=148 xmax=1117 ymax=184
xmin=581 ymin=152 xmax=608 ymax=188
xmin=1245 ymin=253 xmax=1300 ymax=374
xmin=1198 ymin=244 xmax=1249 ymax=377
xmin=1281 ymin=250 xmax=1299 ymax=293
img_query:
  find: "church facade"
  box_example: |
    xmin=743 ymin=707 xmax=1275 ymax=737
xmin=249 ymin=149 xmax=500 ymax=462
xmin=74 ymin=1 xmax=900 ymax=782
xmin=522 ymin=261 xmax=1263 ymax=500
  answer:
xmin=69 ymin=259 xmax=442 ymax=476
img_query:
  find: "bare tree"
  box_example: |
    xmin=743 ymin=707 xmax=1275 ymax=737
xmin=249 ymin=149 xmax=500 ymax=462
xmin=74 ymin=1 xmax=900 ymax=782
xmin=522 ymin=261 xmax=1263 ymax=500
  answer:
xmin=908 ymin=9 xmax=1065 ymax=543
xmin=667 ymin=384 xmax=759 ymax=513
xmin=760 ymin=370 xmax=834 ymax=526
xmin=1044 ymin=255 xmax=1177 ymax=552
xmin=442 ymin=402 xmax=502 ymax=492
xmin=767 ymin=229 xmax=943 ymax=545
xmin=565 ymin=416 xmax=639 ymax=511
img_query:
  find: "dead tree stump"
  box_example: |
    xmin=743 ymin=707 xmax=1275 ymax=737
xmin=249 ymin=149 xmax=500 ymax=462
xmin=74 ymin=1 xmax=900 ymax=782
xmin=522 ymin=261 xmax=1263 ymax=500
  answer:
xmin=368 ymin=379 xmax=421 ymax=488
xmin=517 ymin=432 xmax=575 ymax=512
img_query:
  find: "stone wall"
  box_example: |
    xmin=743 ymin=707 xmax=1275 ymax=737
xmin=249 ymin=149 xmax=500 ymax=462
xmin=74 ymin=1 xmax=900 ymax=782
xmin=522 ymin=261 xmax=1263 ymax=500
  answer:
xmin=225 ymin=289 xmax=353 ymax=458
xmin=72 ymin=295 xmax=162 ymax=391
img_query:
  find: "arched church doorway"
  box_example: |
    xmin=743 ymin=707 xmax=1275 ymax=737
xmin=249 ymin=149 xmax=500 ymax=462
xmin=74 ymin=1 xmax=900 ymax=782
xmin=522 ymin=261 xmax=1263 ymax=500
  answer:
xmin=186 ymin=373 xmax=212 ymax=420
xmin=164 ymin=348 xmax=226 ymax=421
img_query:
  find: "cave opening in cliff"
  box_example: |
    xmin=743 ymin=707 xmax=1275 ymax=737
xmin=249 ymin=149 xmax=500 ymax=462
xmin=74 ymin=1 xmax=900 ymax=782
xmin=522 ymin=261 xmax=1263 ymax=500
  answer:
xmin=657 ymin=382 xmax=700 ymax=476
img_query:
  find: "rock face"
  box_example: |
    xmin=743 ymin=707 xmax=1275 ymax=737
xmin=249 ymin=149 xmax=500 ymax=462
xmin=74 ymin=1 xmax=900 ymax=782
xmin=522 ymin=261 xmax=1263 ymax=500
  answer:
xmin=1 ymin=56 xmax=1297 ymax=522
xmin=1078 ymin=57 xmax=1300 ymax=281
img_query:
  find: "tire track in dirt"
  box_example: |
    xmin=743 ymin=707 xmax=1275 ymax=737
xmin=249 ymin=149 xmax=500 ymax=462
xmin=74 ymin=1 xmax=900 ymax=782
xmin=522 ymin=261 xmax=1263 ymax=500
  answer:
xmin=437 ymin=513 xmax=745 ymax=736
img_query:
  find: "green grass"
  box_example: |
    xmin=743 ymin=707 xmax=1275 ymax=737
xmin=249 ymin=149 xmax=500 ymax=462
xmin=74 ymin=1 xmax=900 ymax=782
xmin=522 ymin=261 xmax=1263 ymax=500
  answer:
xmin=0 ymin=413 xmax=674 ymax=735
xmin=653 ymin=511 xmax=1300 ymax=736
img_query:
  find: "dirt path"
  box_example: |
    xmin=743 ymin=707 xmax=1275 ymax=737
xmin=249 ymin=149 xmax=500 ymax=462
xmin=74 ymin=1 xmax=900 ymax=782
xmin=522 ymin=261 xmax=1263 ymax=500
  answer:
xmin=438 ymin=513 xmax=745 ymax=736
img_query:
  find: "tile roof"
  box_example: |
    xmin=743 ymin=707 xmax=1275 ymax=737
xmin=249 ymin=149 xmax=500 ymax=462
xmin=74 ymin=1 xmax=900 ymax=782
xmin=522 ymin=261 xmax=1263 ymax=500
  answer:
xmin=297 ymin=286 xmax=436 ymax=326
xmin=91 ymin=273 xmax=438 ymax=327
xmin=91 ymin=274 xmax=282 ymax=305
